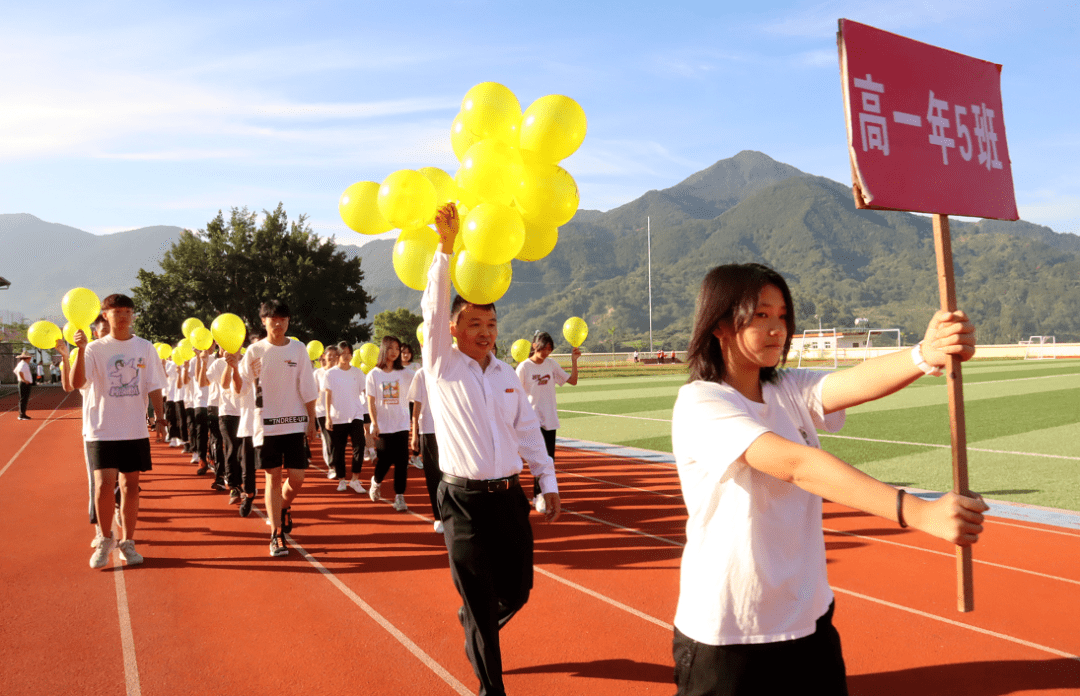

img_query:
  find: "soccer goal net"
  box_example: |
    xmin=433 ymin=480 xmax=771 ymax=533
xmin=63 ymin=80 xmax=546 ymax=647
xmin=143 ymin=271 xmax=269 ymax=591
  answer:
xmin=1022 ymin=335 xmax=1056 ymax=360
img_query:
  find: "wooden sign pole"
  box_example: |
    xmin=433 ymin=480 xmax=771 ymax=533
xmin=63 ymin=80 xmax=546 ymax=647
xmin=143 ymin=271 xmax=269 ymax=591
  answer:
xmin=931 ymin=213 xmax=975 ymax=612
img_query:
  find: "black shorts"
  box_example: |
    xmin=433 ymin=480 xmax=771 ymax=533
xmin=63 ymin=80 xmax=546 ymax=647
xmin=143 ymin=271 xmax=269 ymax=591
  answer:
xmin=256 ymin=432 xmax=309 ymax=471
xmin=86 ymin=439 xmax=153 ymax=474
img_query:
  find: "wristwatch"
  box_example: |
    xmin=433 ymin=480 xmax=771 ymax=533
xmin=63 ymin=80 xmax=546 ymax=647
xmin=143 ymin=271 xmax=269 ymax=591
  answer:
xmin=911 ymin=342 xmax=944 ymax=377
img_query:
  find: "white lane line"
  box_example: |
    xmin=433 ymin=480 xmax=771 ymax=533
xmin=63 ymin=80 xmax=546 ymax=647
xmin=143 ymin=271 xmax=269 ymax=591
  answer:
xmin=560 ymin=409 xmax=671 ymax=423
xmin=0 ymin=391 xmax=74 ymax=480
xmin=112 ymin=560 xmax=143 ymax=696
xmin=563 ymin=508 xmax=684 ymax=547
xmin=823 ymin=527 xmax=1080 ymax=586
xmin=989 ymin=519 xmax=1080 ymax=538
xmin=535 ymin=566 xmax=674 ymax=631
xmin=257 ymin=509 xmax=472 ymax=696
xmin=553 ymin=504 xmax=1080 ymax=661
xmin=832 ymin=587 xmax=1080 ymax=662
xmin=564 ymin=471 xmax=681 ymax=499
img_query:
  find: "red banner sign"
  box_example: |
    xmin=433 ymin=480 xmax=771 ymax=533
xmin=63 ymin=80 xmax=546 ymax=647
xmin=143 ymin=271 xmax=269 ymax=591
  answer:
xmin=838 ymin=19 xmax=1018 ymax=220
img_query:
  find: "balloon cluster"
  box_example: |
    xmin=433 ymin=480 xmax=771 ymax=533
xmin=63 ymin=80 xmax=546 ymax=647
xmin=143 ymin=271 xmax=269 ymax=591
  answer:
xmin=339 ymin=82 xmax=586 ymax=305
xmin=349 ymin=342 xmax=380 ymax=374
xmin=506 ymin=316 xmax=589 ymax=364
xmin=27 ymin=287 xmax=101 ymax=356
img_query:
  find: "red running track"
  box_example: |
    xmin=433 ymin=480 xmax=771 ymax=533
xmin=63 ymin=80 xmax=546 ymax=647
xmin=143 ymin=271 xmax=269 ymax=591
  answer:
xmin=2 ymin=387 xmax=1079 ymax=695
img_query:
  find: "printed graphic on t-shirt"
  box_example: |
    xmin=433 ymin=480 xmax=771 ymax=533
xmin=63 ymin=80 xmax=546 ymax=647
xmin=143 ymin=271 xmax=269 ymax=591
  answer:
xmin=108 ymin=355 xmax=145 ymax=397
xmin=381 ymin=380 xmax=399 ymax=404
xmin=531 ymin=374 xmax=552 ymax=386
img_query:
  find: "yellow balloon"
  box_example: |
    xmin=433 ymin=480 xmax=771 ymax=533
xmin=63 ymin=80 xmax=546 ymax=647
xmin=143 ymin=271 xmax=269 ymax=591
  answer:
xmin=69 ymin=347 xmax=79 ymax=364
xmin=211 ymin=313 xmax=246 ymax=354
xmin=519 ymin=95 xmax=587 ymax=163
xmin=461 ymin=203 xmax=525 ymax=266
xmin=349 ymin=352 xmax=364 ymax=368
xmin=455 ymin=139 xmax=522 ymax=206
xmin=418 ymin=166 xmax=462 ymax=211
xmin=156 ymin=343 xmax=172 ymax=360
xmin=358 ymin=342 xmax=379 ymax=366
xmin=416 ymin=323 xmax=425 ymax=347
xmin=62 ymin=321 xmax=83 ymax=346
xmin=563 ymin=317 xmax=589 ymax=348
xmin=460 ymin=82 xmax=521 ymax=145
xmin=516 ymin=220 xmax=559 ymax=262
xmin=510 ymin=338 xmax=531 ymax=363
xmin=452 ymin=249 xmax=513 ymax=305
xmin=392 ymin=225 xmax=440 ymax=291
xmin=182 ymin=317 xmax=204 ymax=340
xmin=360 ymin=361 xmax=375 ymax=374
xmin=451 ymin=112 xmax=481 ymax=162
xmin=191 ymin=326 xmax=214 ymax=351
xmin=307 ymin=340 xmax=324 ymax=361
xmin=62 ymin=287 xmax=101 ymax=329
xmin=378 ymin=169 xmax=437 ymax=230
xmin=27 ymin=320 xmax=62 ymax=350
xmin=339 ymin=181 xmax=394 ymax=236
xmin=512 ymin=162 xmax=579 ymax=227
xmin=176 ymin=338 xmax=194 ymax=363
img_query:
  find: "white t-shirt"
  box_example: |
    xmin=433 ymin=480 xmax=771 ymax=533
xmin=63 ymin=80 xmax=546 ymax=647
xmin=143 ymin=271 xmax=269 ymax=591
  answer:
xmin=239 ymin=338 xmax=318 ymax=440
xmin=403 ymin=362 xmax=421 ymax=375
xmin=235 ymin=372 xmax=257 ymax=439
xmin=205 ymin=356 xmax=221 ymax=408
xmin=325 ymin=365 xmax=366 ymax=424
xmin=314 ymin=367 xmax=328 ymax=417
xmin=14 ymin=361 xmax=32 ymax=384
xmin=81 ymin=334 xmax=168 ymax=442
xmin=164 ymin=361 xmax=177 ymax=401
xmin=207 ymin=358 xmax=239 ymax=417
xmin=365 ymin=366 xmax=413 ymax=434
xmin=406 ymin=368 xmax=434 ymax=435
xmin=516 ymin=357 xmax=570 ymax=430
xmin=671 ymin=369 xmax=845 ymax=646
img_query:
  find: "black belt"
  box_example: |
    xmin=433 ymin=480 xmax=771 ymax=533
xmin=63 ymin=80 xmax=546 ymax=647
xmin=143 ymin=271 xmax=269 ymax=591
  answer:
xmin=441 ymin=473 xmax=519 ymax=493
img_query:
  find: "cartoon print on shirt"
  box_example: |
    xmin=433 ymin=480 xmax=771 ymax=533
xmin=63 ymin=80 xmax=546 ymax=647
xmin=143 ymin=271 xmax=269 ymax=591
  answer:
xmin=108 ymin=355 xmax=145 ymax=397
xmin=531 ymin=374 xmax=552 ymax=386
xmin=381 ymin=380 xmax=399 ymax=405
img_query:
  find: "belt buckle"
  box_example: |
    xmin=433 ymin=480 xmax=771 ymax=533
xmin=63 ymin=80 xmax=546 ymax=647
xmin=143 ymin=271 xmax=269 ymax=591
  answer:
xmin=487 ymin=479 xmax=506 ymax=493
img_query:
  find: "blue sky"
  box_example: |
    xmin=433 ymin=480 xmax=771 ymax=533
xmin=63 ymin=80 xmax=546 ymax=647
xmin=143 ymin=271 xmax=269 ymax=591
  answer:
xmin=2 ymin=0 xmax=1077 ymax=244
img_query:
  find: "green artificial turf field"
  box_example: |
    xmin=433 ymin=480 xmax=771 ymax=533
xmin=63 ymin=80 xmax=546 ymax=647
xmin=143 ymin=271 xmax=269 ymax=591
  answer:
xmin=555 ymin=359 xmax=1080 ymax=512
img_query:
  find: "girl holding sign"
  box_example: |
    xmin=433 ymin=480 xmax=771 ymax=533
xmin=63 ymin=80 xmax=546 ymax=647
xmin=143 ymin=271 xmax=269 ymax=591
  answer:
xmin=672 ymin=263 xmax=988 ymax=695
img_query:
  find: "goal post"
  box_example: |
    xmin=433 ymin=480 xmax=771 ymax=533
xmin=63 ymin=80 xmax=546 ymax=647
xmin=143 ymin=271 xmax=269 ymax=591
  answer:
xmin=790 ymin=327 xmax=902 ymax=369
xmin=1023 ymin=335 xmax=1056 ymax=360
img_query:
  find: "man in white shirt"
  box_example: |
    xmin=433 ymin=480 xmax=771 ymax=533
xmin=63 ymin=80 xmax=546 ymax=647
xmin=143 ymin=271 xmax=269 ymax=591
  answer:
xmin=239 ymin=301 xmax=318 ymax=557
xmin=422 ymin=203 xmax=560 ymax=696
xmin=71 ymin=294 xmax=167 ymax=568
xmin=13 ymin=350 xmax=34 ymax=420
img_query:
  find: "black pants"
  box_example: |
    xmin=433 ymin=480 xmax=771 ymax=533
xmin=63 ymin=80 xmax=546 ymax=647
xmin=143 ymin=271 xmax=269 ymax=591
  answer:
xmin=175 ymin=401 xmax=189 ymax=444
xmin=329 ymin=419 xmax=365 ymax=478
xmin=238 ymin=436 xmax=257 ymax=496
xmin=219 ymin=415 xmax=241 ymax=489
xmin=165 ymin=400 xmax=180 ymax=441
xmin=207 ymin=406 xmax=224 ymax=478
xmin=419 ymin=433 xmax=441 ymax=521
xmin=18 ymin=382 xmax=32 ymax=417
xmin=532 ymin=428 xmax=557 ymax=498
xmin=193 ymin=407 xmax=209 ymax=462
xmin=673 ymin=602 xmax=847 ymax=696
xmin=373 ymin=430 xmax=409 ymax=495
xmin=184 ymin=407 xmax=196 ymax=451
xmin=439 ymin=479 xmax=533 ymax=696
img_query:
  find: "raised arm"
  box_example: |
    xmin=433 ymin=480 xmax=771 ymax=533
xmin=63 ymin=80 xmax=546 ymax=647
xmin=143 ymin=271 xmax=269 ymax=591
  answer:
xmin=421 ymin=203 xmax=459 ymax=374
xmin=820 ymin=310 xmax=975 ymax=414
xmin=566 ymin=347 xmax=581 ymax=386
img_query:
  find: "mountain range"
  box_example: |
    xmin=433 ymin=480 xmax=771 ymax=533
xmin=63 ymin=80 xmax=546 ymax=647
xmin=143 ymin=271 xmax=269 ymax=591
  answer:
xmin=4 ymin=150 xmax=1079 ymax=347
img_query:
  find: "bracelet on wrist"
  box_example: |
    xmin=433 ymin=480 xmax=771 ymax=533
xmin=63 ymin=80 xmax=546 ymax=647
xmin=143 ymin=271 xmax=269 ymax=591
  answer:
xmin=896 ymin=489 xmax=909 ymax=528
xmin=911 ymin=342 xmax=944 ymax=377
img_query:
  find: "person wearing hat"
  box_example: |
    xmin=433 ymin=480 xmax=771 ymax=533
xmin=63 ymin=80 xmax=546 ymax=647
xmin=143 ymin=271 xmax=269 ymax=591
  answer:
xmin=14 ymin=350 xmax=34 ymax=420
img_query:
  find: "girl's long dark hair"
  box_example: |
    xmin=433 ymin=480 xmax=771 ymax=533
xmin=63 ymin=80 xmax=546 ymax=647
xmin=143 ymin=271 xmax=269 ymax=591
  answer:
xmin=529 ymin=331 xmax=554 ymax=358
xmin=686 ymin=263 xmax=796 ymax=385
xmin=378 ymin=336 xmax=403 ymax=371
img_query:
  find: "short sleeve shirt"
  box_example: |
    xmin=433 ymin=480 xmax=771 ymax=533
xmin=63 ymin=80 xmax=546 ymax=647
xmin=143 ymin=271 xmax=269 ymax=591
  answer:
xmin=365 ymin=367 xmax=413 ymax=434
xmin=516 ymin=357 xmax=570 ymax=430
xmin=82 ymin=334 xmax=168 ymax=441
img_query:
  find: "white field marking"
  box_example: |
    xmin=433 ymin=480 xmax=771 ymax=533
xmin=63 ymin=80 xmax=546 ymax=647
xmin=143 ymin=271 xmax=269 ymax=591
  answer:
xmin=559 ymin=409 xmax=1080 ymax=462
xmin=988 ymin=519 xmax=1080 ymax=538
xmin=112 ymin=557 xmax=143 ymax=696
xmin=563 ymin=508 xmax=684 ymax=547
xmin=564 ymin=471 xmax=681 ymax=499
xmin=832 ymin=586 xmax=1080 ymax=662
xmin=254 ymin=509 xmax=473 ymax=696
xmin=0 ymin=391 xmax=74 ymax=480
xmin=534 ymin=566 xmax=674 ymax=631
xmin=823 ymin=527 xmax=1080 ymax=586
xmin=559 ymin=504 xmax=1080 ymax=661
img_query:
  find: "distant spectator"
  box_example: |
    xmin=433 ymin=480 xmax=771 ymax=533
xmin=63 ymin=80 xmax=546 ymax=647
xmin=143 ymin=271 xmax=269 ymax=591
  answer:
xmin=14 ymin=350 xmax=34 ymax=420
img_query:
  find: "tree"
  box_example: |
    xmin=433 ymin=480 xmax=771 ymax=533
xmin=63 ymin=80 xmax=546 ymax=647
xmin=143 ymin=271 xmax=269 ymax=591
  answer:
xmin=132 ymin=204 xmax=372 ymax=345
xmin=372 ymin=307 xmax=423 ymax=348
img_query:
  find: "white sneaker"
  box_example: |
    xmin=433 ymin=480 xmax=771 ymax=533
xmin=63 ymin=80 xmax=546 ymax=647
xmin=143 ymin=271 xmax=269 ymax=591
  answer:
xmin=534 ymin=495 xmax=547 ymax=514
xmin=349 ymin=479 xmax=366 ymax=494
xmin=190 ymin=453 xmax=199 ymax=464
xmin=327 ymin=469 xmax=338 ymax=480
xmin=117 ymin=540 xmax=144 ymax=565
xmin=392 ymin=494 xmax=407 ymax=511
xmin=336 ymin=479 xmax=348 ymax=492
xmin=433 ymin=520 xmax=444 ymax=533
xmin=409 ymin=454 xmax=423 ymax=470
xmin=90 ymin=534 xmax=116 ymax=569
xmin=369 ymin=477 xmax=381 ymax=502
